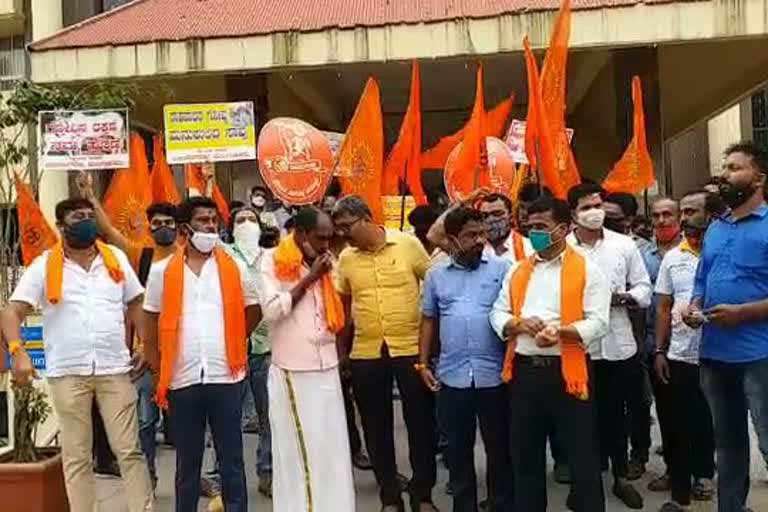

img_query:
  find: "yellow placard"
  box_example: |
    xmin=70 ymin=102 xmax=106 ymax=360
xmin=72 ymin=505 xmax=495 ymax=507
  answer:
xmin=163 ymin=102 xmax=256 ymax=164
xmin=382 ymin=196 xmax=416 ymax=231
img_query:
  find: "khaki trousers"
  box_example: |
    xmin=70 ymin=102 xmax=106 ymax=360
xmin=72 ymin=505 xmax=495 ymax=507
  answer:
xmin=48 ymin=373 xmax=153 ymax=512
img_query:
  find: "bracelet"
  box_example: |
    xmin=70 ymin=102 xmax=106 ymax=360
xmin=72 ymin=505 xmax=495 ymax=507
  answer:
xmin=413 ymin=363 xmax=428 ymax=372
xmin=7 ymin=340 xmax=23 ymax=356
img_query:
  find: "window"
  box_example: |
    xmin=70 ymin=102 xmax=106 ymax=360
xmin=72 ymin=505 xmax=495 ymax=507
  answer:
xmin=102 ymin=0 xmax=133 ymax=10
xmin=0 ymin=36 xmax=25 ymax=89
xmin=752 ymin=90 xmax=768 ymax=148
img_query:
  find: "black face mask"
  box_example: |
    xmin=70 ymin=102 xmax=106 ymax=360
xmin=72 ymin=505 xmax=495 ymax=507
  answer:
xmin=681 ymin=221 xmax=708 ymax=240
xmin=151 ymin=226 xmax=177 ymax=247
xmin=604 ymin=218 xmax=627 ymax=234
xmin=64 ymin=219 xmax=99 ymax=249
xmin=719 ymin=181 xmax=756 ymax=209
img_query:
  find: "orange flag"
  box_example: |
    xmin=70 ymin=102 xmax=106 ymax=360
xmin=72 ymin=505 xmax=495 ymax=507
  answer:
xmin=184 ymin=163 xmax=207 ymax=194
xmin=103 ymin=132 xmax=152 ymax=246
xmin=541 ymin=0 xmax=581 ymax=195
xmin=13 ymin=176 xmax=58 ymax=266
xmin=150 ymin=136 xmax=180 ymax=205
xmin=383 ymin=61 xmax=427 ymax=205
xmin=212 ymin=183 xmax=231 ymax=224
xmin=452 ymin=63 xmax=491 ymax=195
xmin=602 ymin=76 xmax=655 ymax=194
xmin=524 ymin=37 xmax=562 ymax=198
xmin=422 ymin=96 xmax=513 ymax=169
xmin=335 ymin=77 xmax=384 ymax=223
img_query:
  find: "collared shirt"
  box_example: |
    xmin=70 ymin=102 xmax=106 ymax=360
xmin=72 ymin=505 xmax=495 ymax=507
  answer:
xmin=656 ymin=244 xmax=702 ymax=364
xmin=336 ymin=229 xmax=431 ymax=359
xmin=143 ymin=253 xmax=260 ymax=390
xmin=632 ymin=234 xmax=653 ymax=255
xmin=10 ymin=246 xmax=143 ymax=378
xmin=640 ymin=243 xmax=663 ymax=353
xmin=567 ymin=229 xmax=652 ymax=361
xmin=259 ymin=249 xmax=338 ymax=372
xmin=225 ymin=243 xmax=270 ymax=355
xmin=694 ymin=204 xmax=768 ymax=362
xmin=422 ymin=255 xmax=511 ymax=388
xmin=489 ymin=251 xmax=611 ymax=356
xmin=495 ymin=231 xmax=534 ymax=264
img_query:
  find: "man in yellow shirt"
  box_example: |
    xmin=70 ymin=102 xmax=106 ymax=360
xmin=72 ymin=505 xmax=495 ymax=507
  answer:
xmin=333 ymin=195 xmax=437 ymax=512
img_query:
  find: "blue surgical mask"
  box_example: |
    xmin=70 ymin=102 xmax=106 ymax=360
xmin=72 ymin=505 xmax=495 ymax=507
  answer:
xmin=528 ymin=230 xmax=553 ymax=252
xmin=64 ymin=218 xmax=99 ymax=249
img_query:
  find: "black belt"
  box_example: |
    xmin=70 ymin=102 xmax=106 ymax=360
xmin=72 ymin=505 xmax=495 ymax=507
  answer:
xmin=516 ymin=354 xmax=561 ymax=368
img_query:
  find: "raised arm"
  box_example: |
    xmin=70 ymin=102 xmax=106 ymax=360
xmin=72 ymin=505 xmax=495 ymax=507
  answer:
xmin=76 ymin=171 xmax=134 ymax=256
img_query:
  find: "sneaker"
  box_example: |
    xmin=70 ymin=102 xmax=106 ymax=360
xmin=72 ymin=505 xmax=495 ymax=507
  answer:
xmin=627 ymin=458 xmax=646 ymax=481
xmin=352 ymin=451 xmax=373 ymax=470
xmin=258 ymin=472 xmax=273 ymax=498
xmin=554 ymin=462 xmax=572 ymax=484
xmin=613 ymin=481 xmax=644 ymax=509
xmin=659 ymin=501 xmax=686 ymax=512
xmin=648 ymin=473 xmax=671 ymax=492
xmin=692 ymin=478 xmax=714 ymax=501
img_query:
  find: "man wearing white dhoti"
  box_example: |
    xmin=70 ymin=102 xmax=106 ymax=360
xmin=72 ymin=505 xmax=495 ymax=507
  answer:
xmin=259 ymin=206 xmax=355 ymax=511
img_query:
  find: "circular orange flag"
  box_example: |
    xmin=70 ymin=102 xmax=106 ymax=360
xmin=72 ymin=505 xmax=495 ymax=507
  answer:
xmin=444 ymin=136 xmax=517 ymax=202
xmin=258 ymin=118 xmax=335 ymax=205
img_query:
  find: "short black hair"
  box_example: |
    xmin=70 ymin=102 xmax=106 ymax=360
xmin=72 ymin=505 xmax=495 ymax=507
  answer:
xmin=567 ymin=183 xmax=605 ymax=210
xmin=229 ymin=200 xmax=245 ymax=211
xmin=250 ymin=185 xmax=268 ymax=196
xmin=725 ymin=141 xmax=768 ymax=175
xmin=444 ymin=207 xmax=483 ymax=237
xmin=332 ymin=195 xmax=372 ymax=220
xmin=146 ymin=202 xmax=178 ymax=222
xmin=604 ymin=192 xmax=638 ymax=217
xmin=293 ymin=206 xmax=330 ymax=232
xmin=177 ymin=196 xmax=218 ymax=225
xmin=55 ymin=198 xmax=93 ymax=223
xmin=518 ymin=183 xmax=552 ymax=203
xmin=407 ymin=205 xmax=441 ymax=229
xmin=480 ymin=193 xmax=513 ymax=213
xmin=528 ymin=196 xmax=572 ymax=225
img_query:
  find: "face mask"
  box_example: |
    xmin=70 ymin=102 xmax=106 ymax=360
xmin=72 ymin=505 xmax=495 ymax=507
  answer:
xmin=64 ymin=219 xmax=99 ymax=249
xmin=484 ymin=217 xmax=511 ymax=243
xmin=151 ymin=226 xmax=177 ymax=247
xmin=576 ymin=208 xmax=605 ymax=231
xmin=655 ymin=224 xmax=680 ymax=243
xmin=189 ymin=231 xmax=219 ymax=254
xmin=604 ymin=218 xmax=627 ymax=234
xmin=719 ymin=181 xmax=756 ymax=209
xmin=529 ymin=225 xmax=565 ymax=253
xmin=233 ymin=221 xmax=262 ymax=254
xmin=251 ymin=196 xmax=266 ymax=208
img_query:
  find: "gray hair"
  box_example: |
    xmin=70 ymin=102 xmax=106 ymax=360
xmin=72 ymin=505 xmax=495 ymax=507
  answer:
xmin=331 ymin=195 xmax=372 ymax=220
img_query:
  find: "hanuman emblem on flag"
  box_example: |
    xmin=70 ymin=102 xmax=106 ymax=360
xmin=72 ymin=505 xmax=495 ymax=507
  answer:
xmin=265 ymin=121 xmax=322 ymax=174
xmin=115 ymin=194 xmax=148 ymax=240
xmin=338 ymin=142 xmax=374 ymax=193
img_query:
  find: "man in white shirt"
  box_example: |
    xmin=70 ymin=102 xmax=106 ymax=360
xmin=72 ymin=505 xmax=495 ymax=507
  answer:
xmin=142 ymin=197 xmax=262 ymax=512
xmin=566 ymin=183 xmax=652 ymax=510
xmin=653 ymin=190 xmax=716 ymax=511
xmin=0 ymin=198 xmax=153 ymax=512
xmin=490 ymin=196 xmax=611 ymax=512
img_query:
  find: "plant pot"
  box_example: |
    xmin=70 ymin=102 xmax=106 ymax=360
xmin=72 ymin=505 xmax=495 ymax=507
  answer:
xmin=0 ymin=448 xmax=69 ymax=512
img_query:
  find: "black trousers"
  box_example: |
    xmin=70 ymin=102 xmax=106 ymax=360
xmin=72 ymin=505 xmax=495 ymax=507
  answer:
xmin=626 ymin=357 xmax=652 ymax=463
xmin=508 ymin=355 xmax=605 ymax=512
xmin=440 ymin=384 xmax=514 ymax=512
xmin=351 ymin=351 xmax=437 ymax=508
xmin=594 ymin=357 xmax=644 ymax=479
xmin=92 ymin=400 xmax=117 ymax=469
xmin=168 ymin=382 xmax=247 ymax=512
xmin=664 ymin=361 xmax=715 ymax=505
xmin=341 ymin=366 xmax=364 ymax=456
xmin=651 ymin=359 xmax=673 ymax=470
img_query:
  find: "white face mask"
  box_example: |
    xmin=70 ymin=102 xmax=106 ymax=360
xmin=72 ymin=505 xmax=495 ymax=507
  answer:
xmin=251 ymin=196 xmax=266 ymax=208
xmin=233 ymin=221 xmax=261 ymax=254
xmin=190 ymin=231 xmax=219 ymax=254
xmin=577 ymin=208 xmax=606 ymax=231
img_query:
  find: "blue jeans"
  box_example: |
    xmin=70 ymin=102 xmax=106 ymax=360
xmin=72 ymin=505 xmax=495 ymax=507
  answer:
xmin=136 ymin=371 xmax=158 ymax=484
xmin=701 ymin=358 xmax=768 ymax=512
xmin=248 ymin=353 xmax=272 ymax=475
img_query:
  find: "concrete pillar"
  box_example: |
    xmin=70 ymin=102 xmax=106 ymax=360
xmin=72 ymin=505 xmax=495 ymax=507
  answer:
xmin=707 ymin=105 xmax=742 ymax=176
xmin=31 ymin=0 xmax=66 ymax=223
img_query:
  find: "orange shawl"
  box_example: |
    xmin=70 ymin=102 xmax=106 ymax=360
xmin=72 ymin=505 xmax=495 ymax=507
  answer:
xmin=46 ymin=240 xmax=125 ymax=305
xmin=156 ymin=246 xmax=247 ymax=408
xmin=501 ymin=246 xmax=590 ymax=400
xmin=512 ymin=231 xmax=526 ymax=261
xmin=273 ymin=233 xmax=345 ymax=333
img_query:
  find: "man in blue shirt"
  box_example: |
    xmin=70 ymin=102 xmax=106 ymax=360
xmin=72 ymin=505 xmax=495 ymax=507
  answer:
xmin=417 ymin=206 xmax=514 ymax=512
xmin=685 ymin=141 xmax=768 ymax=512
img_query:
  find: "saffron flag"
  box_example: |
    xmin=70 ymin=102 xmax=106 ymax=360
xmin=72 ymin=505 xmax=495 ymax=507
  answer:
xmin=383 ymin=60 xmax=427 ymax=205
xmin=602 ymin=76 xmax=655 ymax=193
xmin=540 ymin=0 xmax=581 ymax=196
xmin=14 ymin=176 xmax=57 ymax=266
xmin=524 ymin=37 xmax=562 ymax=198
xmin=103 ymin=132 xmax=152 ymax=247
xmin=150 ymin=135 xmax=180 ymax=205
xmin=422 ymin=96 xmax=513 ymax=169
xmin=184 ymin=163 xmax=208 ymax=194
xmin=335 ymin=77 xmax=385 ymax=224
xmin=212 ymin=183 xmax=231 ymax=224
xmin=452 ymin=63 xmax=490 ymax=195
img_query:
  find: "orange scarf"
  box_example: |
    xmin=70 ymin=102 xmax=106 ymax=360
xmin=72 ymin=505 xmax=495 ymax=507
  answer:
xmin=46 ymin=240 xmax=124 ymax=305
xmin=501 ymin=246 xmax=590 ymax=400
xmin=512 ymin=230 xmax=526 ymax=261
xmin=273 ymin=233 xmax=345 ymax=333
xmin=156 ymin=246 xmax=247 ymax=408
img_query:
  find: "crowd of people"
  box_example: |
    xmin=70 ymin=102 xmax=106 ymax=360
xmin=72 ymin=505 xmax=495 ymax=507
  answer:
xmin=2 ymin=140 xmax=768 ymax=512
